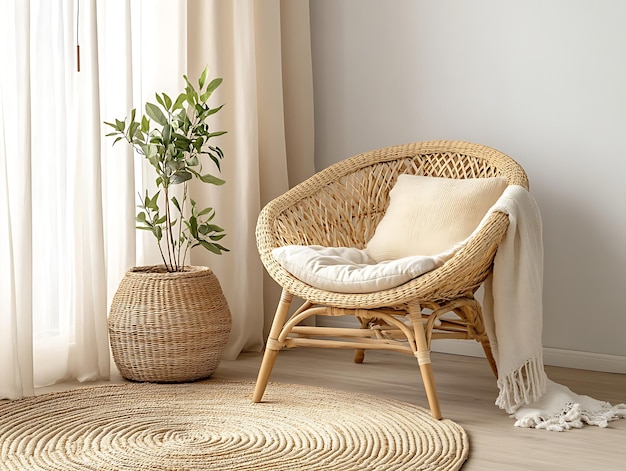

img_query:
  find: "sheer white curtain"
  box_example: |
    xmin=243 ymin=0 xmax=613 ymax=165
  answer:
xmin=0 ymin=0 xmax=314 ymax=399
xmin=1 ymin=0 xmax=109 ymax=399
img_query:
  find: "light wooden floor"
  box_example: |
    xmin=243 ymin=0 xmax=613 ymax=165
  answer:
xmin=43 ymin=349 xmax=626 ymax=470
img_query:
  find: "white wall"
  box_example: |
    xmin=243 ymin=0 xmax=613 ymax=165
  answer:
xmin=309 ymin=1 xmax=626 ymax=363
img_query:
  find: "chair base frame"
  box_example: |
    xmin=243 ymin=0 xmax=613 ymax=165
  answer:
xmin=252 ymin=288 xmax=498 ymax=420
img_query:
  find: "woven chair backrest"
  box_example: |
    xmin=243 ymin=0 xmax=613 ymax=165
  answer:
xmin=266 ymin=141 xmax=528 ymax=249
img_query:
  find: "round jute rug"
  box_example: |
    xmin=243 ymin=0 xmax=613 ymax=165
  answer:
xmin=0 ymin=381 xmax=468 ymax=470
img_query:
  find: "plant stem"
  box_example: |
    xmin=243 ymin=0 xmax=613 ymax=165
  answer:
xmin=157 ymin=239 xmax=170 ymax=272
xmin=177 ymin=184 xmax=187 ymax=269
xmin=182 ymin=243 xmax=191 ymax=267
xmin=163 ymin=183 xmax=176 ymax=271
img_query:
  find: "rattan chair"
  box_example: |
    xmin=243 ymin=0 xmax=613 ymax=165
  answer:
xmin=252 ymin=140 xmax=528 ymax=419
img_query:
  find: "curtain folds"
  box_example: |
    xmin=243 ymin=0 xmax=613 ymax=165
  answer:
xmin=0 ymin=0 xmax=314 ymax=399
xmin=187 ymin=0 xmax=316 ymax=355
xmin=1 ymin=0 xmax=33 ymax=400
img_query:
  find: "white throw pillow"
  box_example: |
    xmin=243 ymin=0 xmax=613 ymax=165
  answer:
xmin=365 ymin=174 xmax=507 ymax=261
xmin=272 ymin=245 xmax=447 ymax=293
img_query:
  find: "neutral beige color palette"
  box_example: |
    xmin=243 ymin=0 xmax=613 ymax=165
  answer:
xmin=39 ymin=349 xmax=626 ymax=471
xmin=2 ymin=380 xmax=467 ymax=470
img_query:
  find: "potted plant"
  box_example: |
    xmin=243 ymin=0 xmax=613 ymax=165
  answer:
xmin=104 ymin=66 xmax=232 ymax=383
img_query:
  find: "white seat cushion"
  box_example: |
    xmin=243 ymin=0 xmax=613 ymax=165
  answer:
xmin=365 ymin=174 xmax=507 ymax=261
xmin=272 ymin=245 xmax=448 ymax=294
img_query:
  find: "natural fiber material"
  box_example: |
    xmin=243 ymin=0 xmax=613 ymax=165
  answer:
xmin=254 ymin=140 xmax=529 ymax=417
xmin=0 ymin=381 xmax=468 ymax=471
xmin=108 ymin=265 xmax=231 ymax=382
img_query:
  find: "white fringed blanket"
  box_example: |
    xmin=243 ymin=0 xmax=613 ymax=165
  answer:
xmin=482 ymin=185 xmax=626 ymax=431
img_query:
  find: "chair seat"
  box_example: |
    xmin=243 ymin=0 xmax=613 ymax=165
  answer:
xmin=272 ymin=244 xmax=448 ymax=293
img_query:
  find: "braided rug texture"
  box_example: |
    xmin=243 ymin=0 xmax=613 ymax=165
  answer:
xmin=0 ymin=381 xmax=468 ymax=470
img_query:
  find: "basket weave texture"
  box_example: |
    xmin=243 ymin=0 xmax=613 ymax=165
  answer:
xmin=257 ymin=140 xmax=529 ymax=308
xmin=108 ymin=265 xmax=231 ymax=383
xmin=253 ymin=141 xmax=530 ymax=417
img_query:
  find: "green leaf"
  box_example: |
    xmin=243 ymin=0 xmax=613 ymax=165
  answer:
xmin=145 ymin=103 xmax=167 ymax=126
xmin=166 ymin=159 xmax=184 ymax=172
xmin=148 ymin=192 xmax=160 ymax=210
xmin=189 ymin=216 xmax=198 ymax=236
xmin=205 ymin=223 xmax=224 ymax=233
xmin=205 ymin=104 xmax=224 ymax=117
xmin=193 ymin=137 xmax=203 ymax=153
xmin=210 ymin=145 xmax=224 ymax=159
xmin=197 ymin=207 xmax=214 ymax=217
xmin=207 ymin=131 xmax=227 ymax=138
xmin=199 ymin=65 xmax=209 ymax=89
xmin=206 ymin=77 xmax=222 ymax=92
xmin=148 ymin=154 xmax=160 ymax=169
xmin=198 ymin=240 xmax=228 ymax=254
xmin=194 ymin=103 xmax=205 ymax=118
xmin=163 ymin=93 xmax=172 ymax=110
xmin=199 ymin=174 xmax=225 ymax=185
xmin=144 ymin=143 xmax=158 ymax=159
xmin=183 ymin=75 xmax=198 ymax=104
xmin=172 ymin=133 xmax=191 ymax=150
xmin=183 ymin=74 xmax=193 ymax=90
xmin=128 ymin=121 xmax=140 ymax=140
xmin=170 ymin=171 xmax=193 ymax=185
xmin=155 ymin=93 xmax=165 ymax=108
xmin=173 ymin=93 xmax=187 ymax=111
xmin=198 ymin=240 xmax=222 ymax=254
xmin=198 ymin=224 xmax=224 ymax=237
xmin=171 ymin=196 xmax=181 ymax=212
xmin=141 ymin=116 xmax=150 ymax=133
xmin=178 ymin=108 xmax=190 ymax=128
xmin=136 ymin=212 xmax=147 ymax=223
xmin=162 ymin=124 xmax=172 ymax=146
xmin=189 ymin=89 xmax=199 ymax=105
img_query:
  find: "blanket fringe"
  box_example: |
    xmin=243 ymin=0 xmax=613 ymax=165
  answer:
xmin=495 ymin=354 xmax=547 ymax=414
xmin=514 ymin=402 xmax=626 ymax=432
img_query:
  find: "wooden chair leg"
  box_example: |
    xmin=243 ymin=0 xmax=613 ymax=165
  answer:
xmin=353 ymin=349 xmax=365 ymax=364
xmin=416 ymin=361 xmax=442 ymax=420
xmin=253 ymin=349 xmax=280 ymax=402
xmin=409 ymin=304 xmax=442 ymax=420
xmin=480 ymin=338 xmax=498 ymax=378
xmin=252 ymin=290 xmax=294 ymax=403
xmin=461 ymin=300 xmax=499 ymax=378
xmin=353 ymin=317 xmax=369 ymax=363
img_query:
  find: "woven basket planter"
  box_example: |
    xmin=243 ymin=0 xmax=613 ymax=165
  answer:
xmin=108 ymin=265 xmax=231 ymax=383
